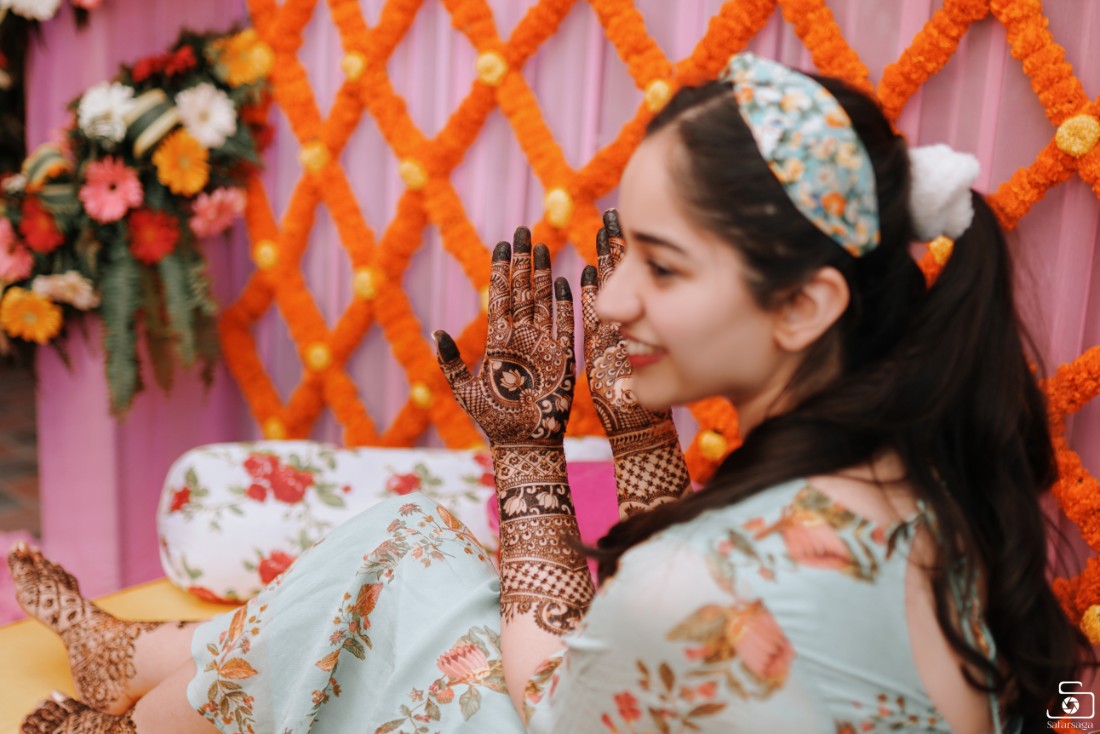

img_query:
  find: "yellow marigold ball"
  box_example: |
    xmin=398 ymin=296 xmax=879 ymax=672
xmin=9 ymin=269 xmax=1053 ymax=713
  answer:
xmin=928 ymin=235 xmax=954 ymax=266
xmin=398 ymin=159 xmax=428 ymax=190
xmin=300 ymin=141 xmax=331 ymax=173
xmin=475 ymin=51 xmax=508 ymax=87
xmin=306 ymin=343 xmax=332 ymax=372
xmin=644 ymin=79 xmax=672 ymax=113
xmin=410 ymin=382 xmax=433 ymax=408
xmin=698 ymin=430 xmax=728 ymax=461
xmin=544 ymin=187 xmax=573 ymax=228
xmin=352 ymin=267 xmax=377 ymax=299
xmin=263 ymin=417 xmax=287 ymax=440
xmin=1081 ymin=604 xmax=1100 ymax=645
xmin=1055 ymin=114 xmax=1100 ymax=157
xmin=479 ymin=286 xmax=490 ymax=313
xmin=253 ymin=239 xmax=278 ymax=270
xmin=341 ymin=52 xmax=367 ymax=81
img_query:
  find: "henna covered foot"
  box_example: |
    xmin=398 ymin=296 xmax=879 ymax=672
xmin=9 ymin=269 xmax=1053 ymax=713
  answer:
xmin=21 ymin=695 xmax=136 ymax=734
xmin=8 ymin=544 xmax=161 ymax=714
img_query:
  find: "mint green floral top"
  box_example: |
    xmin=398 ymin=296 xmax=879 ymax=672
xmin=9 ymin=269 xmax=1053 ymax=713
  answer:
xmin=524 ymin=479 xmax=1009 ymax=733
xmin=187 ymin=481 xmax=1009 ymax=734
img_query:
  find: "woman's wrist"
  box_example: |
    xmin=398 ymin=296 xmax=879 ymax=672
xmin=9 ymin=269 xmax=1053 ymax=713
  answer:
xmin=609 ymin=424 xmax=692 ymax=517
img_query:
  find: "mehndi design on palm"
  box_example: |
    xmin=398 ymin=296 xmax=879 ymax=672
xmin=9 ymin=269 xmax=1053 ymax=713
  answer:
xmin=435 ymin=227 xmax=593 ymax=636
xmin=582 ymin=210 xmax=691 ymax=515
xmin=435 ymin=227 xmax=575 ymax=447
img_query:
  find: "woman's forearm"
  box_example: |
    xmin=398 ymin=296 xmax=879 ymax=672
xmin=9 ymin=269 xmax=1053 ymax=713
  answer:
xmin=493 ymin=443 xmax=594 ymax=719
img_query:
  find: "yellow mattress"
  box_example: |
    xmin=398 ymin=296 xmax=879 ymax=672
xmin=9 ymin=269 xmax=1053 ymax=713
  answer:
xmin=0 ymin=578 xmax=234 ymax=734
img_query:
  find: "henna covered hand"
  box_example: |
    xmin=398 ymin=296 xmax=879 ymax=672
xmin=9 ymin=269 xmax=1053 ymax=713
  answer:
xmin=435 ymin=227 xmax=575 ymax=448
xmin=582 ymin=210 xmax=691 ymax=516
xmin=435 ymin=228 xmax=593 ymax=642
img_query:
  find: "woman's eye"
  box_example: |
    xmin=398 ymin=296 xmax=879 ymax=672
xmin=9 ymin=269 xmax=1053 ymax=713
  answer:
xmin=647 ymin=260 xmax=675 ymax=279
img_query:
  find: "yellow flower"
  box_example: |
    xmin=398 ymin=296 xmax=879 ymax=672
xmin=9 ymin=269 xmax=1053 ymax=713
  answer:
xmin=0 ymin=287 xmax=63 ymax=344
xmin=213 ymin=29 xmax=274 ymax=88
xmin=153 ymin=130 xmax=209 ymax=196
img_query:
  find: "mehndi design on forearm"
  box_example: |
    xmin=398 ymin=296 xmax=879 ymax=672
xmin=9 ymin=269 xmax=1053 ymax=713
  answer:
xmin=435 ymin=228 xmax=593 ymax=637
xmin=582 ymin=210 xmax=692 ymax=516
xmin=494 ymin=445 xmax=594 ymax=635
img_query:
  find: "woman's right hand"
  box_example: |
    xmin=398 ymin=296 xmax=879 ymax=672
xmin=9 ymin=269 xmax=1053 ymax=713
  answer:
xmin=434 ymin=227 xmax=575 ymax=448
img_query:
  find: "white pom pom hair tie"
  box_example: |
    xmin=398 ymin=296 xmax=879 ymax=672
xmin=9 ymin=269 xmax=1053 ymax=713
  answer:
xmin=908 ymin=144 xmax=981 ymax=242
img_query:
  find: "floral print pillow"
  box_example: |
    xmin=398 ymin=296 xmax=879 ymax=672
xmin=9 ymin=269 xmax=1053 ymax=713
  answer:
xmin=157 ymin=439 xmax=612 ymax=603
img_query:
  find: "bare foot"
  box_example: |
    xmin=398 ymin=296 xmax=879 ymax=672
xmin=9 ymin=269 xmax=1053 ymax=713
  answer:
xmin=21 ymin=694 xmax=136 ymax=733
xmin=8 ymin=544 xmax=161 ymax=715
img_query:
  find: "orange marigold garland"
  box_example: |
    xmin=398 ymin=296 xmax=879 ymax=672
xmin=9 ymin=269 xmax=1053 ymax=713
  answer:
xmin=225 ymin=0 xmax=1100 ymax=640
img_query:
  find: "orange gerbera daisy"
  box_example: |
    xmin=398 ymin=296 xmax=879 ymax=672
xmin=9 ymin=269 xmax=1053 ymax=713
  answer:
xmin=152 ymin=130 xmax=209 ymax=196
xmin=0 ymin=287 xmax=63 ymax=344
xmin=210 ymin=29 xmax=273 ymax=87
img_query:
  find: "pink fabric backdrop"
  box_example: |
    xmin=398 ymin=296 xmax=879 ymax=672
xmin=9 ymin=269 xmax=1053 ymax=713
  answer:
xmin=24 ymin=0 xmax=1100 ymax=635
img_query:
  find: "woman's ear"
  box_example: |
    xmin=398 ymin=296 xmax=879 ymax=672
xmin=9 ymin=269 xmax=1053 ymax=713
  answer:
xmin=772 ymin=266 xmax=849 ymax=353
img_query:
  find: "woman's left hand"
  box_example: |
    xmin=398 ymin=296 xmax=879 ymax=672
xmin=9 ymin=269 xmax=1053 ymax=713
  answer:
xmin=434 ymin=226 xmax=575 ymax=446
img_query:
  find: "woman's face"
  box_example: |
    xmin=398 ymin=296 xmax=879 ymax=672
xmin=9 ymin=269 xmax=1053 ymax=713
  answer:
xmin=596 ymin=130 xmax=795 ymax=423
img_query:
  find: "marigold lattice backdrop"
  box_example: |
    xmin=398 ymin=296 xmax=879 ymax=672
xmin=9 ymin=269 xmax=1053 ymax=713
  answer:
xmin=219 ymin=0 xmax=1100 ymax=635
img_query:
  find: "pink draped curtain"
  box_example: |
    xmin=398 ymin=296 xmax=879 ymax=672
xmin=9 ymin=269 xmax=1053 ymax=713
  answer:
xmin=26 ymin=0 xmax=1100 ymax=614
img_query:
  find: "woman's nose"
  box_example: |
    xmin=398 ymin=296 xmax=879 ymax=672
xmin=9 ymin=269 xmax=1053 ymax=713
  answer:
xmin=594 ymin=262 xmax=640 ymax=325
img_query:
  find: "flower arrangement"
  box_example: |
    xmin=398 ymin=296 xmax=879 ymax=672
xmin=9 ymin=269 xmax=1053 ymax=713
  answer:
xmin=0 ymin=27 xmax=272 ymax=413
xmin=0 ymin=0 xmax=101 ymax=25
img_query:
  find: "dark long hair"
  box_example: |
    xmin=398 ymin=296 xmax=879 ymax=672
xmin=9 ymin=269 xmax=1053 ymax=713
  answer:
xmin=590 ymin=77 xmax=1096 ymax=726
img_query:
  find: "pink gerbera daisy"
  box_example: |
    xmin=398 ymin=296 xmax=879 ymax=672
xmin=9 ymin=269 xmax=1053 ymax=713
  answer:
xmin=189 ymin=186 xmax=246 ymax=238
xmin=79 ymin=156 xmax=143 ymax=223
xmin=0 ymin=219 xmax=33 ymax=282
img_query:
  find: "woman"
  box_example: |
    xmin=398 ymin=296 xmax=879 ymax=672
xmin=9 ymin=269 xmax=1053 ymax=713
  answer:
xmin=9 ymin=52 xmax=1091 ymax=734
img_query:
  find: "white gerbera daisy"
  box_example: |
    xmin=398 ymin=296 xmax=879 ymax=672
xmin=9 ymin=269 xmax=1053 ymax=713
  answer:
xmin=175 ymin=82 xmax=237 ymax=149
xmin=3 ymin=0 xmax=63 ymax=21
xmin=77 ymin=81 xmax=136 ymax=143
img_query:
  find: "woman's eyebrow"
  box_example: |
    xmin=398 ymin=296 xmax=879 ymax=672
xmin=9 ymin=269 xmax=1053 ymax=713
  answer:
xmin=629 ymin=230 xmax=688 ymax=256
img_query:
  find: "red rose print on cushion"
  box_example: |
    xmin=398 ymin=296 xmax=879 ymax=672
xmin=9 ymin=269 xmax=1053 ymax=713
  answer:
xmin=258 ymin=550 xmax=297 ymax=584
xmin=385 ymin=472 xmax=421 ymax=496
xmin=169 ymin=487 xmax=190 ymax=512
xmin=188 ymin=586 xmax=231 ymax=604
xmin=243 ymin=453 xmax=278 ymax=479
xmin=269 ymin=465 xmax=314 ymax=504
xmin=473 ymin=451 xmax=495 ymax=487
xmin=245 ymin=483 xmax=267 ymax=502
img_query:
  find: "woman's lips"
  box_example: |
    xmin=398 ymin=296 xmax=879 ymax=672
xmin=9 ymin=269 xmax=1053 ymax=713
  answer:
xmin=621 ymin=335 xmax=666 ymax=368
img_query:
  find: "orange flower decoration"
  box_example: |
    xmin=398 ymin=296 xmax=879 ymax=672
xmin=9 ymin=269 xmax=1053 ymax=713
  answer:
xmin=0 ymin=287 xmax=63 ymax=344
xmin=152 ymin=129 xmax=210 ymax=196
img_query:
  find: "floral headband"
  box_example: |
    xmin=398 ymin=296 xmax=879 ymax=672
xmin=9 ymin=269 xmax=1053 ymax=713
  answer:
xmin=720 ymin=52 xmax=880 ymax=257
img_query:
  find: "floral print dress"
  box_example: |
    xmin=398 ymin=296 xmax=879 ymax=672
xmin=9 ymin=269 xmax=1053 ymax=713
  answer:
xmin=188 ymin=480 xmax=1008 ymax=734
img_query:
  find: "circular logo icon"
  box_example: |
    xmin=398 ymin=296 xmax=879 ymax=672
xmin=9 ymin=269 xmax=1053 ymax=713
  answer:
xmin=1063 ymin=697 xmax=1080 ymax=714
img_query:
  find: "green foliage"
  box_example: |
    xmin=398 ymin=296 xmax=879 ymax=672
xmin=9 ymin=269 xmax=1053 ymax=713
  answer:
xmin=158 ymin=251 xmax=196 ymax=367
xmin=100 ymin=255 xmax=142 ymax=415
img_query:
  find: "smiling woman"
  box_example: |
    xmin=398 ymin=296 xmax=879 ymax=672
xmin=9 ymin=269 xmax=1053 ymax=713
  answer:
xmin=6 ymin=51 xmax=1096 ymax=734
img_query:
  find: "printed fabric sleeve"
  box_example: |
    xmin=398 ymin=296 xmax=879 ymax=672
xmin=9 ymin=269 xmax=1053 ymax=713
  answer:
xmin=521 ymin=536 xmax=819 ymax=733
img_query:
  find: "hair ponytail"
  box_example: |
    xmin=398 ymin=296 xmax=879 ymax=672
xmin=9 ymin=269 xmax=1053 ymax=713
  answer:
xmin=591 ymin=78 xmax=1096 ymax=727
